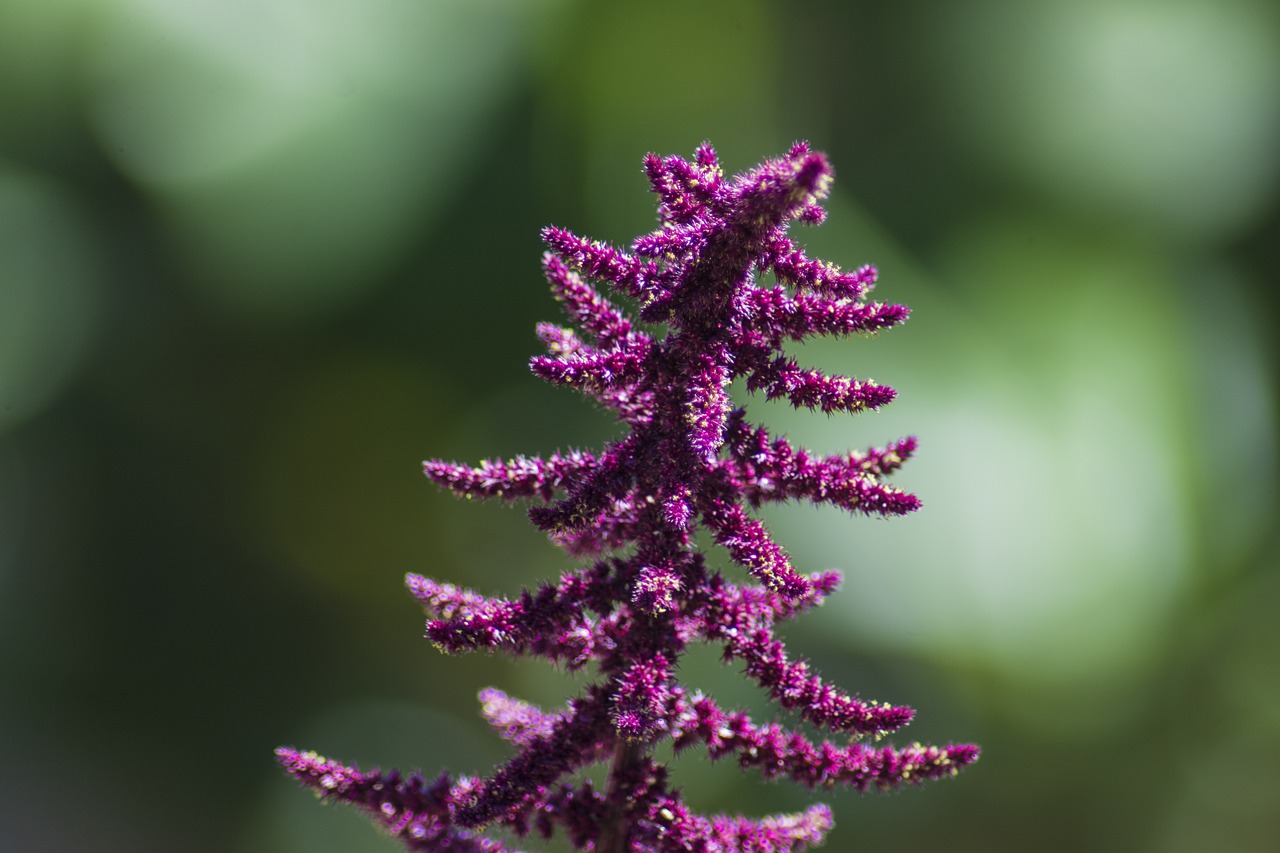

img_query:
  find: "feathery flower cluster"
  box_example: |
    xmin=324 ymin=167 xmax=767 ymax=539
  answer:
xmin=278 ymin=143 xmax=978 ymax=852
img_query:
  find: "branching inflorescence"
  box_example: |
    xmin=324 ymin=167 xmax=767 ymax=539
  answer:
xmin=277 ymin=143 xmax=979 ymax=852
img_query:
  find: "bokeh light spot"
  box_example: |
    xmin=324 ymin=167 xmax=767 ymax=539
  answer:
xmin=89 ymin=0 xmax=565 ymax=323
xmin=941 ymin=0 xmax=1280 ymax=242
xmin=243 ymin=349 xmax=453 ymax=611
xmin=0 ymin=166 xmax=102 ymax=435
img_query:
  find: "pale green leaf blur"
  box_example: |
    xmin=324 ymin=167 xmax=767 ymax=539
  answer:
xmin=1 ymin=1 xmax=1276 ymax=851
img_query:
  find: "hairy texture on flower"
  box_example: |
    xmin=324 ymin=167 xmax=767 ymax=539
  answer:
xmin=611 ymin=654 xmax=675 ymax=742
xmin=454 ymin=688 xmax=615 ymax=828
xmin=541 ymin=227 xmax=669 ymax=311
xmin=748 ymin=356 xmax=897 ymax=414
xmin=277 ymin=746 xmax=611 ymax=852
xmin=670 ymin=690 xmax=978 ymax=790
xmin=275 ymin=748 xmax=502 ymax=853
xmin=764 ymin=237 xmax=879 ymax=300
xmin=280 ymin=143 xmax=978 ymax=852
xmin=423 ymin=450 xmax=597 ymax=502
xmin=542 ymin=254 xmax=639 ymax=347
xmin=697 ymin=494 xmax=810 ymax=597
xmin=479 ymin=689 xmax=561 ymax=746
xmin=696 ymin=581 xmax=915 ymax=736
xmin=718 ymin=412 xmax=921 ymax=516
xmin=743 ymin=286 xmax=909 ymax=342
xmin=526 ymin=436 xmax=639 ymax=534
xmin=606 ymin=755 xmax=835 ymax=853
xmin=407 ymin=563 xmax=623 ymax=665
xmin=551 ymin=501 xmax=645 ymax=558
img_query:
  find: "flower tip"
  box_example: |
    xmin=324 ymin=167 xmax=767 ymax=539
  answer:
xmin=275 ymin=746 xmax=328 ymax=778
xmin=540 ymin=250 xmax=567 ymax=275
xmin=793 ymin=151 xmax=833 ymax=199
xmin=775 ymin=573 xmax=814 ymax=600
xmin=694 ymin=141 xmax=719 ymax=168
xmin=798 ymin=204 xmax=827 ymax=225
xmin=875 ymin=703 xmax=915 ymax=732
xmin=812 ymin=570 xmax=843 ymax=593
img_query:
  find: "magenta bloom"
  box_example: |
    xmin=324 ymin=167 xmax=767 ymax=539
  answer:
xmin=278 ymin=143 xmax=978 ymax=852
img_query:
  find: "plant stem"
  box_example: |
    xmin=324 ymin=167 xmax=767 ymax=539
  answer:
xmin=597 ymin=738 xmax=644 ymax=853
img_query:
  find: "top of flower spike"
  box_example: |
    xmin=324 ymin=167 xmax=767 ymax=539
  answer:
xmin=495 ymin=142 xmax=918 ymax=600
xmin=633 ymin=141 xmax=877 ymax=297
xmin=641 ymin=141 xmax=829 ymax=228
xmin=540 ymin=142 xmax=889 ymax=329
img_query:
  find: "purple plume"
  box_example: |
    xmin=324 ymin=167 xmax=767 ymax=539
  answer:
xmin=279 ymin=143 xmax=978 ymax=852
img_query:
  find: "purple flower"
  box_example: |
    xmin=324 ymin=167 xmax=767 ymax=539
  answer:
xmin=279 ymin=143 xmax=979 ymax=852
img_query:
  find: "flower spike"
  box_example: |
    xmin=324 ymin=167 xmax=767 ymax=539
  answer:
xmin=280 ymin=144 xmax=978 ymax=852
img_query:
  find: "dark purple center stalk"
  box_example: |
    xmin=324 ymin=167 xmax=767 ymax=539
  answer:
xmin=277 ymin=142 xmax=979 ymax=852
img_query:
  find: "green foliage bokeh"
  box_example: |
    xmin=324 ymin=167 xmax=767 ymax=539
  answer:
xmin=1 ymin=1 xmax=1277 ymax=851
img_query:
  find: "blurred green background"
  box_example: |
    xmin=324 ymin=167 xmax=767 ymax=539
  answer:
xmin=2 ymin=0 xmax=1278 ymax=850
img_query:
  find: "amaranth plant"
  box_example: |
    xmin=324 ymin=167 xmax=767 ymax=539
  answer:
xmin=278 ymin=142 xmax=979 ymax=853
